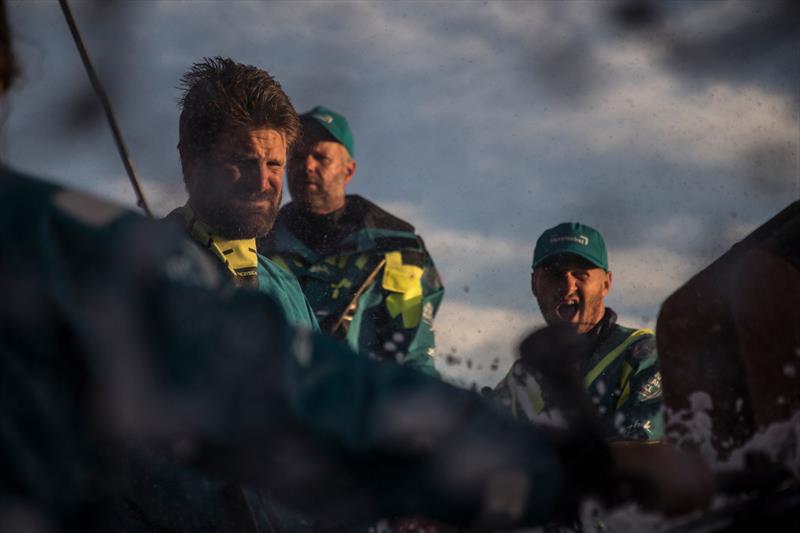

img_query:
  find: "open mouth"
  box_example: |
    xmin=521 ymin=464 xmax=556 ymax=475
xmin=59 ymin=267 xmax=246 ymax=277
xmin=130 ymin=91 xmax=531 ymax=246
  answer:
xmin=556 ymin=301 xmax=580 ymax=322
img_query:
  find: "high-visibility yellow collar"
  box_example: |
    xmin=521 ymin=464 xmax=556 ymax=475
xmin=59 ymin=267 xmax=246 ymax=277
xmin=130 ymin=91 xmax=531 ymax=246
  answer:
xmin=176 ymin=204 xmax=259 ymax=283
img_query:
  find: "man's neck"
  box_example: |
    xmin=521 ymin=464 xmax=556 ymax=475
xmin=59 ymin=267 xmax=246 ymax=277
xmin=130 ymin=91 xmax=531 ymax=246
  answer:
xmin=306 ymin=200 xmax=346 ymax=217
xmin=288 ymin=199 xmax=351 ymax=255
xmin=584 ymin=307 xmax=616 ymax=340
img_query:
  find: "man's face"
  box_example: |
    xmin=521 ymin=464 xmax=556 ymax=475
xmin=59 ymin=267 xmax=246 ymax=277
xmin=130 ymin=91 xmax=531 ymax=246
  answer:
xmin=532 ymin=254 xmax=612 ymax=334
xmin=287 ymin=133 xmax=355 ymax=215
xmin=183 ymin=126 xmax=286 ymax=239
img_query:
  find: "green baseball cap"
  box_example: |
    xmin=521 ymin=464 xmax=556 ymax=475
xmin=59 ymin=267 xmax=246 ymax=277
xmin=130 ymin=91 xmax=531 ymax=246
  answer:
xmin=300 ymin=105 xmax=354 ymax=157
xmin=532 ymin=222 xmax=609 ymax=271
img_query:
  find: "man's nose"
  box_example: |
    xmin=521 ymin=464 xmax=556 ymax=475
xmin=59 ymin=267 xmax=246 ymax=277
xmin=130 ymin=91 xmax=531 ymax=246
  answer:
xmin=559 ymin=273 xmax=578 ymax=295
xmin=303 ymin=154 xmax=317 ymax=173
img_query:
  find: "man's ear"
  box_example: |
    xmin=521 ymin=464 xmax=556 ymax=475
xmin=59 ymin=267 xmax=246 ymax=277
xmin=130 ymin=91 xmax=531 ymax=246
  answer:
xmin=531 ymin=270 xmax=538 ymax=297
xmin=603 ymin=270 xmax=613 ymax=296
xmin=343 ymin=157 xmax=356 ymax=186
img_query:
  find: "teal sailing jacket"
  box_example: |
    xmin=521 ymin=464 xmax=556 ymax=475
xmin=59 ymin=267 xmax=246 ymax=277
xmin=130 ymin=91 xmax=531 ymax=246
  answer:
xmin=260 ymin=195 xmax=443 ymax=377
xmin=495 ymin=309 xmax=663 ymax=441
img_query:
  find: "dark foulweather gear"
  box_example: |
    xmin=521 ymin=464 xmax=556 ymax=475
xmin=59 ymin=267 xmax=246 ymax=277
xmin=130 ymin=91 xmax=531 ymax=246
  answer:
xmin=165 ymin=204 xmax=319 ymax=331
xmin=1 ymin=165 xmax=577 ymax=531
xmin=260 ymin=195 xmax=443 ymax=377
xmin=495 ymin=309 xmax=664 ymax=441
xmin=152 ymin=206 xmax=321 ymax=531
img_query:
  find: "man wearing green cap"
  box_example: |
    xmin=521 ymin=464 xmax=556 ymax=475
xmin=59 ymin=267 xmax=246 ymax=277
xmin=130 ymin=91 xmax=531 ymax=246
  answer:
xmin=494 ymin=222 xmax=663 ymax=441
xmin=260 ymin=105 xmax=444 ymax=377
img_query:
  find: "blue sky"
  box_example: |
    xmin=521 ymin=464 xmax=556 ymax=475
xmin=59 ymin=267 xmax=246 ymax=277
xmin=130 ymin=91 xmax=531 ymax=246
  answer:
xmin=4 ymin=1 xmax=798 ymax=386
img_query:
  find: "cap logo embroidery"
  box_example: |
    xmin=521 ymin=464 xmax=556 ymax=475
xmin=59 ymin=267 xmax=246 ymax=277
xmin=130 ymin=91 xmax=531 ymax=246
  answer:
xmin=313 ymin=113 xmax=334 ymax=124
xmin=550 ymin=235 xmax=589 ymax=246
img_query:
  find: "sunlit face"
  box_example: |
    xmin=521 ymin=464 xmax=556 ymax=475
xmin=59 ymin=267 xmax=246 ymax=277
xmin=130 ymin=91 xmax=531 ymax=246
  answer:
xmin=532 ymin=254 xmax=612 ymax=334
xmin=183 ymin=127 xmax=286 ymax=239
xmin=287 ymin=136 xmax=355 ymax=215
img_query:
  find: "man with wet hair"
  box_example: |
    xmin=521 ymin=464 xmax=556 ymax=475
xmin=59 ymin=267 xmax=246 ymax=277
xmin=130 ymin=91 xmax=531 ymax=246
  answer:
xmin=168 ymin=57 xmax=317 ymax=328
xmin=495 ymin=222 xmax=663 ymax=441
xmin=260 ymin=105 xmax=443 ymax=376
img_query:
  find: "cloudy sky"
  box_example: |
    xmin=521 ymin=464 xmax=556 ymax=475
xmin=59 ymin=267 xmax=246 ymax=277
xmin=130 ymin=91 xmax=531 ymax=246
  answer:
xmin=3 ymin=0 xmax=798 ymax=387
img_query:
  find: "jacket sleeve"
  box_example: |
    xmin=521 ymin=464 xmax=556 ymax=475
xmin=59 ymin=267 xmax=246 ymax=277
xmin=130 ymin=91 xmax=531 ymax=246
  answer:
xmin=613 ymin=335 xmax=664 ymax=441
xmin=31 ymin=199 xmax=561 ymax=529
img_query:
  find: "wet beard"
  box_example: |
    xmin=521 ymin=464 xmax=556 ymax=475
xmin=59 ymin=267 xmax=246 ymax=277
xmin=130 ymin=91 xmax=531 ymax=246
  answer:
xmin=291 ymin=188 xmax=331 ymax=215
xmin=192 ymin=194 xmax=279 ymax=239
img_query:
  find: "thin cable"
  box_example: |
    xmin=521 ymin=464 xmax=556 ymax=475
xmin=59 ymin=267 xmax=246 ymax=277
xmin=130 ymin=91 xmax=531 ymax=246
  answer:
xmin=58 ymin=0 xmax=153 ymax=218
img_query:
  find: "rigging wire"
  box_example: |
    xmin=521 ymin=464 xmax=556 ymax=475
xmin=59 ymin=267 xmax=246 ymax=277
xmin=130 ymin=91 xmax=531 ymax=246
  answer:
xmin=58 ymin=0 xmax=153 ymax=218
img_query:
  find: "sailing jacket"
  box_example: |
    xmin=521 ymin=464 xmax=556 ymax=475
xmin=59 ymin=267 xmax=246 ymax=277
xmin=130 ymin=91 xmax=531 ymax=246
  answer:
xmin=494 ymin=309 xmax=663 ymax=441
xmin=165 ymin=206 xmax=319 ymax=331
xmin=260 ymin=195 xmax=443 ymax=377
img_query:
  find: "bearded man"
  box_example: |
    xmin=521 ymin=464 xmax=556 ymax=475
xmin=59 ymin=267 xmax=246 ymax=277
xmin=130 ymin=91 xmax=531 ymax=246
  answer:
xmin=259 ymin=106 xmax=443 ymax=376
xmin=167 ymin=57 xmax=317 ymax=329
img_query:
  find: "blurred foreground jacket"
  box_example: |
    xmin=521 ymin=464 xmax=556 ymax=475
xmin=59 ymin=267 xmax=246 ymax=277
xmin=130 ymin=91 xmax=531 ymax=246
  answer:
xmin=0 ymin=165 xmax=565 ymax=531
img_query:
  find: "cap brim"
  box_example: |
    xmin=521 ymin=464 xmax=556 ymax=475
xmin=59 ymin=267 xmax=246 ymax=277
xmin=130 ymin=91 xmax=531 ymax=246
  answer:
xmin=533 ymin=251 xmax=606 ymax=270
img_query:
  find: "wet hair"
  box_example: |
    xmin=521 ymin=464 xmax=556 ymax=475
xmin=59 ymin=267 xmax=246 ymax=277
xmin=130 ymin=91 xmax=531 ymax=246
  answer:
xmin=0 ymin=0 xmax=19 ymax=95
xmin=177 ymin=57 xmax=299 ymax=176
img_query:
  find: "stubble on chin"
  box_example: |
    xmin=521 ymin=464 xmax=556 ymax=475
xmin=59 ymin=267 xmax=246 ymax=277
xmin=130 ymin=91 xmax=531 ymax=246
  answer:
xmin=193 ymin=200 xmax=278 ymax=240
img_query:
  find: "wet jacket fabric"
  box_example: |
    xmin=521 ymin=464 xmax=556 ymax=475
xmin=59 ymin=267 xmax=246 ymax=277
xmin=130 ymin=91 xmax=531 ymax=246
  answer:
xmin=260 ymin=195 xmax=443 ymax=377
xmin=494 ymin=309 xmax=663 ymax=441
xmin=164 ymin=207 xmax=319 ymax=331
xmin=0 ymin=166 xmax=564 ymax=531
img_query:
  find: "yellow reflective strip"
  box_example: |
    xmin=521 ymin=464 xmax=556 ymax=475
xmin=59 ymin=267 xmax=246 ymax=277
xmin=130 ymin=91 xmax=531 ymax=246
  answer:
xmin=382 ymin=251 xmax=424 ymax=328
xmin=324 ymin=256 xmax=338 ymax=266
xmin=338 ymin=255 xmax=348 ymax=269
xmin=385 ymin=293 xmax=423 ymax=327
xmin=382 ymin=253 xmax=423 ymax=297
xmin=615 ymin=362 xmax=635 ymax=409
xmin=583 ymin=329 xmax=654 ymax=390
xmin=177 ymin=204 xmax=260 ymax=279
xmin=533 ymin=387 xmax=544 ymax=414
xmin=218 ymin=239 xmax=258 ymax=273
xmin=385 ymin=251 xmax=402 ymax=269
xmin=524 ymin=385 xmax=545 ymax=415
xmin=355 ymin=254 xmax=369 ymax=270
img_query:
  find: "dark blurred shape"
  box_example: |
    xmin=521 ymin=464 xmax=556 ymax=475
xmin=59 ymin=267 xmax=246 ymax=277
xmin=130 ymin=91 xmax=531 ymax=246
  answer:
xmin=518 ymin=324 xmax=591 ymax=384
xmin=517 ymin=325 xmax=605 ymax=451
xmin=610 ymin=0 xmax=661 ymax=30
xmin=515 ymin=326 xmax=619 ymax=519
xmin=0 ymin=0 xmax=17 ymax=92
xmin=658 ymin=200 xmax=800 ymax=459
xmin=610 ymin=0 xmax=800 ymax=107
xmin=665 ymin=0 xmax=799 ymax=76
